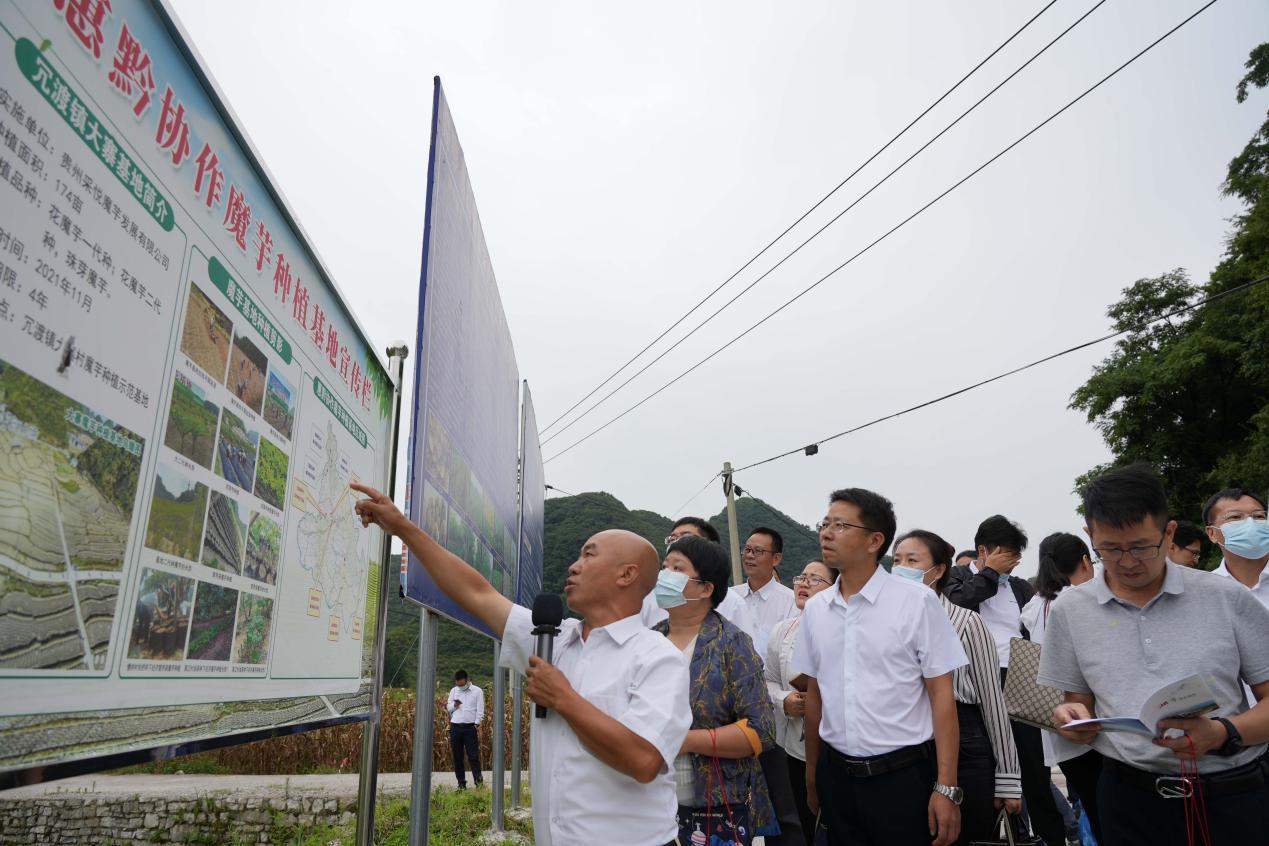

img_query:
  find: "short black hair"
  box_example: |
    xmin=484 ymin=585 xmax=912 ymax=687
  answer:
xmin=1171 ymin=520 xmax=1205 ymax=549
xmin=974 ymin=515 xmax=1028 ymax=553
xmin=955 ymin=550 xmax=976 ymax=562
xmin=1201 ymin=488 xmax=1268 ymax=526
xmin=673 ymin=516 xmax=720 ymax=544
xmin=894 ymin=529 xmax=954 ymax=594
xmin=1036 ymin=532 xmax=1091 ymax=600
xmin=454 ymin=670 xmax=468 ymax=682
xmin=667 ymin=534 xmax=731 ymax=607
xmin=829 ymin=488 xmax=896 ymax=562
xmin=1083 ymin=463 xmax=1169 ymax=531
xmin=748 ymin=526 xmax=783 ymax=554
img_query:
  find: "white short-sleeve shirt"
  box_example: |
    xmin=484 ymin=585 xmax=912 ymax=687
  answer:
xmin=728 ymin=577 xmax=798 ymax=655
xmin=499 ymin=603 xmax=691 ymax=846
xmin=793 ymin=566 xmax=968 ymax=757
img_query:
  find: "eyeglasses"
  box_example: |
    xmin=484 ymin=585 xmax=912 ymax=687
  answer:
xmin=1210 ymin=511 xmax=1268 ymax=528
xmin=742 ymin=545 xmax=772 ymax=557
xmin=815 ymin=519 xmax=879 ymax=536
xmin=792 ymin=574 xmax=831 ymax=587
xmin=1092 ymin=535 xmax=1167 ymax=565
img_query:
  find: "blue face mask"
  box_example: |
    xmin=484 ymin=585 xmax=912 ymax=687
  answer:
xmin=997 ymin=572 xmax=1010 ymax=586
xmin=892 ymin=565 xmax=928 ymax=583
xmin=655 ymin=569 xmax=691 ymax=609
xmin=1221 ymin=518 xmax=1269 ymax=560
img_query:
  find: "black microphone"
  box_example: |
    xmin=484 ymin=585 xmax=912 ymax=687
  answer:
xmin=531 ymin=593 xmax=564 ymax=719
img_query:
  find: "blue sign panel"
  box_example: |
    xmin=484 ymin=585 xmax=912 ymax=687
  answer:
xmin=404 ymin=78 xmax=520 ymax=635
xmin=516 ymin=383 xmax=545 ymax=607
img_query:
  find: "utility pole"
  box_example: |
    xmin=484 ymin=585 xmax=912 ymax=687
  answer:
xmin=722 ymin=461 xmax=743 ymax=587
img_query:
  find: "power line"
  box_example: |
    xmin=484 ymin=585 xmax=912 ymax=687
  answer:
xmin=542 ymin=0 xmax=1218 ymax=465
xmin=545 ymin=484 xmax=575 ymax=496
xmin=732 ymin=272 xmax=1269 ymax=474
xmin=672 ymin=473 xmax=722 ymax=517
xmin=537 ymin=0 xmax=1060 ymax=437
xmin=541 ymin=0 xmax=1101 ymax=448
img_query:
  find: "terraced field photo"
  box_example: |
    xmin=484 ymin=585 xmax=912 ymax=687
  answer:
xmin=201 ymin=491 xmax=247 ymax=575
xmin=179 ymin=284 xmax=233 ymax=383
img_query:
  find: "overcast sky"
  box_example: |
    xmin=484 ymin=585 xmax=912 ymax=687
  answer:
xmin=170 ymin=0 xmax=1268 ymax=576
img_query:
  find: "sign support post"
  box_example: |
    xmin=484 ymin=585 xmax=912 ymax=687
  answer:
xmin=491 ymin=649 xmax=506 ymax=830
xmin=510 ymin=673 xmax=524 ymax=807
xmin=408 ymin=607 xmax=440 ymax=846
xmin=355 ymin=343 xmax=408 ymax=846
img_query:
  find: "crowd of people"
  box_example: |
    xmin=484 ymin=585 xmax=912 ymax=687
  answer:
xmin=350 ymin=464 xmax=1269 ymax=846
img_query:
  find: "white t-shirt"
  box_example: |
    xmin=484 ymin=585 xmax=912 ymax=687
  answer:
xmin=728 ymin=577 xmax=797 ymax=655
xmin=499 ymin=603 xmax=691 ymax=846
xmin=793 ymin=567 xmax=967 ymax=757
xmin=970 ymin=563 xmax=1022 ymax=668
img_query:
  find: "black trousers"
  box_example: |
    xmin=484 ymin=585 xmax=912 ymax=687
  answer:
xmin=1057 ymin=749 xmax=1104 ymax=844
xmin=786 ymin=754 xmax=817 ymax=845
xmin=817 ymin=747 xmax=937 ymax=845
xmin=1097 ymin=758 xmax=1269 ymax=845
xmin=759 ymin=746 xmax=805 ymax=845
xmin=956 ymin=703 xmax=998 ymax=845
xmin=449 ymin=722 xmax=481 ymax=786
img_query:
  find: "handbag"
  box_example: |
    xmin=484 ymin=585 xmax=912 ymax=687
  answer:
xmin=969 ymin=809 xmax=1046 ymax=846
xmin=1003 ymin=635 xmax=1062 ymax=731
xmin=812 ymin=812 xmax=829 ymax=846
xmin=676 ymin=731 xmax=752 ymax=846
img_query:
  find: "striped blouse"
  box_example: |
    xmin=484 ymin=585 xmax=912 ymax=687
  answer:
xmin=941 ymin=594 xmax=1023 ymax=799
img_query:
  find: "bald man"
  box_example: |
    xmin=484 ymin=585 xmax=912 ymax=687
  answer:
xmin=351 ymin=485 xmax=691 ymax=846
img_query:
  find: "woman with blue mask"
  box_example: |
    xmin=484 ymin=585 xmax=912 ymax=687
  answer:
xmin=893 ymin=530 xmax=1022 ymax=845
xmin=654 ymin=534 xmax=778 ymax=846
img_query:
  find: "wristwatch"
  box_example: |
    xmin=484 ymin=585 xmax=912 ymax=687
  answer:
xmin=933 ymin=783 xmax=964 ymax=805
xmin=1213 ymin=717 xmax=1244 ymax=757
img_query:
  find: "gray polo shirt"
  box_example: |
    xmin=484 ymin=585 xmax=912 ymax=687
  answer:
xmin=1038 ymin=562 xmax=1269 ymax=774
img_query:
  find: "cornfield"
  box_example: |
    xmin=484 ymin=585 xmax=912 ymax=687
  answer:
xmin=191 ymin=693 xmax=530 ymax=774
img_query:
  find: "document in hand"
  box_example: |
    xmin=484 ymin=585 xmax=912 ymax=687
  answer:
xmin=1062 ymin=674 xmax=1219 ymax=738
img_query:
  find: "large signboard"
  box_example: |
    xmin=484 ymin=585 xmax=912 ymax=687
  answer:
xmin=0 ymin=0 xmax=395 ymax=774
xmin=516 ymin=382 xmax=544 ymax=607
xmin=403 ymin=79 xmax=520 ymax=633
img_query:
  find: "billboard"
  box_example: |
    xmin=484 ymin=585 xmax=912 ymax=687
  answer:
xmin=403 ymin=78 xmax=520 ymax=633
xmin=0 ymin=0 xmax=395 ymax=776
xmin=516 ymin=383 xmax=544 ymax=607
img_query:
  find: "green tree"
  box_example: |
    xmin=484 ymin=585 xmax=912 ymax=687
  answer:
xmin=1070 ymin=44 xmax=1269 ymax=523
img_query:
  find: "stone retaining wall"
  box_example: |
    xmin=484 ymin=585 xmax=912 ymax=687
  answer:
xmin=0 ymin=791 xmax=357 ymax=844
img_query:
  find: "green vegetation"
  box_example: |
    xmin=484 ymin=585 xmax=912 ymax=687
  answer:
xmin=76 ymin=428 xmax=144 ymax=514
xmin=234 ymin=594 xmax=273 ymax=664
xmin=270 ymin=788 xmax=532 ymax=846
xmin=145 ymin=469 xmax=209 ymax=560
xmin=1070 ymin=43 xmax=1269 ymax=546
xmin=188 ymin=583 xmax=238 ymax=661
xmin=0 ymin=358 xmax=72 ymax=446
xmin=165 ymin=375 xmax=218 ymax=468
xmin=244 ymin=512 xmax=281 ymax=584
xmin=254 ymin=437 xmax=288 ymax=509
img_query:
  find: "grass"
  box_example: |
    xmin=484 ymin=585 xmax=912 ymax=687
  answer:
xmin=271 ymin=787 xmax=533 ymax=846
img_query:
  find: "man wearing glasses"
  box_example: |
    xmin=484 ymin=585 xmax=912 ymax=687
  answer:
xmin=795 ymin=488 xmax=967 ymax=845
xmin=1205 ymin=487 xmax=1269 ymax=605
xmin=1166 ymin=520 xmax=1205 ymax=568
xmin=1039 ymin=465 xmax=1269 ymax=844
xmin=726 ymin=527 xmax=798 ymax=655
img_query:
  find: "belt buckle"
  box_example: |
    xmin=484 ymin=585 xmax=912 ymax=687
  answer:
xmin=1155 ymin=776 xmax=1194 ymax=799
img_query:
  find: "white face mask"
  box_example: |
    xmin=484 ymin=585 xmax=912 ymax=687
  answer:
xmin=892 ymin=565 xmax=936 ymax=585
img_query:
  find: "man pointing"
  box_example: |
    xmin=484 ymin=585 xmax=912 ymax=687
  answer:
xmin=351 ymin=484 xmax=691 ymax=846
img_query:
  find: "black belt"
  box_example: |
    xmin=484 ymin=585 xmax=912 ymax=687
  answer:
xmin=1108 ymin=753 xmax=1269 ymax=800
xmin=825 ymin=740 xmax=933 ymax=778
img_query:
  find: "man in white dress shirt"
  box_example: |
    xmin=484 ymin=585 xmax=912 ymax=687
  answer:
xmin=796 ymin=487 xmax=967 ymax=846
xmin=352 ymin=483 xmax=691 ymax=846
xmin=727 ymin=527 xmax=797 ymax=655
xmin=1205 ymin=487 xmax=1269 ymax=606
xmin=446 ymin=669 xmax=485 ymax=788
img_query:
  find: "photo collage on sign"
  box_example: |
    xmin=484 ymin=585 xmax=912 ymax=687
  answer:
xmin=421 ymin=413 xmax=515 ymax=595
xmin=129 ymin=271 xmax=296 ymax=670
